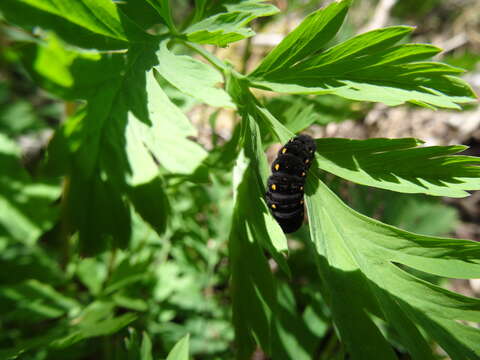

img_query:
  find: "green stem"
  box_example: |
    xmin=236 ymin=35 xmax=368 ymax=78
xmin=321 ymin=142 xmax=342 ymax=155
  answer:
xmin=179 ymin=40 xmax=228 ymax=73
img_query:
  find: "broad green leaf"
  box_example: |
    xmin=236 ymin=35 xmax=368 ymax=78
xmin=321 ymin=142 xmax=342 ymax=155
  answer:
xmin=155 ymin=42 xmax=235 ymax=108
xmin=184 ymin=0 xmax=279 ymax=46
xmin=0 ymin=0 xmax=149 ymax=45
xmin=314 ymin=137 xmax=480 ymax=197
xmin=252 ymin=0 xmax=351 ymax=76
xmin=146 ymin=70 xmax=208 ymax=175
xmin=166 ymin=334 xmax=190 ymax=360
xmin=305 ymin=173 xmax=480 ymax=360
xmin=76 ymin=258 xmax=108 ymax=296
xmin=250 ymin=25 xmax=476 ymax=109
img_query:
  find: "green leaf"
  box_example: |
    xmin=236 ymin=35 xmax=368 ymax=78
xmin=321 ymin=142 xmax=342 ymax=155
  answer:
xmin=0 ymin=133 xmax=59 ymax=245
xmin=229 ymin=156 xmax=276 ymax=359
xmin=292 ymin=26 xmax=417 ymax=71
xmin=140 ymin=332 xmax=153 ymax=360
xmin=253 ymin=108 xmax=480 ymax=197
xmin=271 ymin=282 xmax=325 ymax=360
xmin=145 ymin=0 xmax=176 ymax=32
xmin=184 ymin=0 xmax=279 ymax=46
xmin=53 ymin=311 xmax=138 ymax=348
xmin=124 ymin=110 xmax=170 ymax=236
xmin=67 ymin=170 xmax=132 ymax=255
xmin=313 ymin=137 xmax=480 ymax=197
xmin=228 ymin=75 xmax=289 ymax=267
xmin=145 ymin=70 xmax=208 ymax=175
xmin=155 ymin=41 xmax=234 ymax=108
xmin=265 ymin=94 xmax=361 ymax=132
xmin=20 ymin=35 xmax=125 ymax=100
xmin=227 ymin=75 xmax=298 ymax=358
xmin=0 ymin=301 xmax=136 ymax=358
xmin=305 ymin=174 xmax=480 ymax=360
xmin=252 ymin=0 xmax=351 ymax=76
xmin=31 ymin=39 xmax=206 ymax=252
xmin=76 ymin=258 xmax=107 ymax=296
xmin=0 ymin=280 xmax=79 ymax=323
xmin=166 ymin=334 xmax=190 ymax=360
xmin=0 ymin=0 xmax=150 ymax=46
xmin=250 ymin=100 xmax=480 ymax=357
xmin=348 ymin=189 xmax=458 ymax=237
xmin=250 ymin=24 xmax=476 ymax=109
xmin=103 ymin=257 xmax=150 ymax=294
xmin=0 ymin=100 xmax=40 ymax=135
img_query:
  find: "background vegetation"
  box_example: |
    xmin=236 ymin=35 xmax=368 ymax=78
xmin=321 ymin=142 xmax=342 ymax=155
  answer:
xmin=0 ymin=0 xmax=479 ymax=359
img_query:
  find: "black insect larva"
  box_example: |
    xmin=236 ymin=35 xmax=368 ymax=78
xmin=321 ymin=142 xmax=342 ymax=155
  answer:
xmin=265 ymin=134 xmax=316 ymax=233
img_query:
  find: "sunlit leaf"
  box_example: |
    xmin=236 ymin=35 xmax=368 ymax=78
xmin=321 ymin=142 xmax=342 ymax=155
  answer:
xmin=313 ymin=138 xmax=480 ymax=197
xmin=252 ymin=0 xmax=351 ymax=76
xmin=156 ymin=41 xmax=234 ymax=108
xmin=0 ymin=0 xmax=148 ymax=42
xmin=166 ymin=334 xmax=190 ymax=360
xmin=184 ymin=0 xmax=279 ymax=46
xmin=305 ymin=173 xmax=480 ymax=360
xmin=250 ymin=11 xmax=476 ymax=108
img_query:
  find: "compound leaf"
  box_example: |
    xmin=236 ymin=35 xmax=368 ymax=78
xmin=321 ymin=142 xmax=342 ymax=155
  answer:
xmin=314 ymin=138 xmax=480 ymax=197
xmin=305 ymin=172 xmax=480 ymax=360
xmin=250 ymin=11 xmax=476 ymax=109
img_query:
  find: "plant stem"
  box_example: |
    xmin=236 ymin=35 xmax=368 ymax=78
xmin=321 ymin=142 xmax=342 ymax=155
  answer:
xmin=179 ymin=40 xmax=228 ymax=73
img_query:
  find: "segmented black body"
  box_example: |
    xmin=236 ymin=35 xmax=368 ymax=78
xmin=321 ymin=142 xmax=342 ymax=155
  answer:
xmin=265 ymin=134 xmax=316 ymax=233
